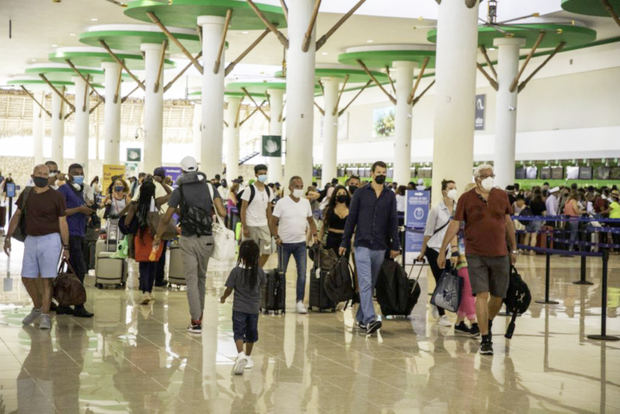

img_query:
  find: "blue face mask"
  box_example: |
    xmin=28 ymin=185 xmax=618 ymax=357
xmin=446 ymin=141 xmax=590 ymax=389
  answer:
xmin=257 ymin=174 xmax=268 ymax=183
xmin=72 ymin=175 xmax=84 ymax=185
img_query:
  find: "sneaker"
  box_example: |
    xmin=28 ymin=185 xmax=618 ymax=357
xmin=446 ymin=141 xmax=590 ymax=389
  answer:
xmin=438 ymin=315 xmax=452 ymax=327
xmin=480 ymin=339 xmax=493 ymax=355
xmin=245 ymin=356 xmax=254 ymax=369
xmin=233 ymin=353 xmax=247 ymax=375
xmin=296 ymin=301 xmax=307 ymax=314
xmin=454 ymin=321 xmax=471 ymax=336
xmin=22 ymin=308 xmax=41 ymax=325
xmin=73 ymin=306 xmax=94 ymax=318
xmin=469 ymin=322 xmax=480 ymax=337
xmin=39 ymin=314 xmax=51 ymax=330
xmin=366 ymin=320 xmax=382 ymax=335
xmin=431 ymin=306 xmax=440 ymax=319
xmin=56 ymin=305 xmax=73 ymax=315
xmin=141 ymin=293 xmax=150 ymax=305
xmin=357 ymin=321 xmax=367 ymax=330
xmin=187 ymin=321 xmax=202 ymax=334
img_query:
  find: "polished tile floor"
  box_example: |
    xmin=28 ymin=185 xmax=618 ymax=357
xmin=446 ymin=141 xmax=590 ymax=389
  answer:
xmin=0 ymin=241 xmax=619 ymax=413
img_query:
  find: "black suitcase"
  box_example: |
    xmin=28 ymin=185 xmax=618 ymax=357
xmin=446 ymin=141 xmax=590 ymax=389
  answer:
xmin=260 ymin=247 xmax=286 ymax=314
xmin=309 ymin=248 xmax=336 ymax=312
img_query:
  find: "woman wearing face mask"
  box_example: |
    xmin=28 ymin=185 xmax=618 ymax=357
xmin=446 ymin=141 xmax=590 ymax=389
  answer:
xmin=102 ymin=179 xmax=131 ymax=241
xmin=417 ymin=179 xmax=460 ymax=327
xmin=319 ymin=185 xmax=350 ymax=254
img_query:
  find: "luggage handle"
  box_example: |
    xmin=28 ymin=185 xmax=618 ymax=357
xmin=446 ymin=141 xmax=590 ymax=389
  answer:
xmin=407 ymin=259 xmax=426 ymax=294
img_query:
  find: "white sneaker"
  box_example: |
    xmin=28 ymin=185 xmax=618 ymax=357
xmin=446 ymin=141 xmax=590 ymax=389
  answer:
xmin=233 ymin=353 xmax=247 ymax=375
xmin=296 ymin=301 xmax=307 ymax=314
xmin=244 ymin=356 xmax=254 ymax=369
xmin=431 ymin=306 xmax=440 ymax=320
xmin=39 ymin=314 xmax=51 ymax=330
xmin=22 ymin=308 xmax=41 ymax=325
xmin=438 ymin=315 xmax=452 ymax=327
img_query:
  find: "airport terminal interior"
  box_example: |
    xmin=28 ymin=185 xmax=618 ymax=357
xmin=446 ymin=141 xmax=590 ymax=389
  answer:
xmin=0 ymin=0 xmax=619 ymax=413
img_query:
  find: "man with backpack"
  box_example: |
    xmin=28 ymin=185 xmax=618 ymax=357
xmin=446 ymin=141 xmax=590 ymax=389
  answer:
xmin=240 ymin=164 xmax=274 ymax=268
xmin=153 ymin=156 xmax=227 ymax=334
xmin=437 ymin=164 xmax=517 ymax=356
xmin=339 ymin=161 xmax=400 ymax=335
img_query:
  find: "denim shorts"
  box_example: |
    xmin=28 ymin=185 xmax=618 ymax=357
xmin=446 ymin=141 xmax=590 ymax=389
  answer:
xmin=22 ymin=233 xmax=62 ymax=278
xmin=232 ymin=310 xmax=259 ymax=343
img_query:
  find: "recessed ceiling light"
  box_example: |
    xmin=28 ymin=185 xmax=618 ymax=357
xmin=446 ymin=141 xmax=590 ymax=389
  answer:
xmin=31 ymin=58 xmax=37 ymax=62
xmin=321 ymin=52 xmax=328 ymax=55
xmin=90 ymin=17 xmax=98 ymax=22
xmin=69 ymin=32 xmax=76 ymax=37
xmin=51 ymin=44 xmax=58 ymax=47
xmin=366 ymin=39 xmax=374 ymax=43
xmin=241 ymin=31 xmax=249 ymax=34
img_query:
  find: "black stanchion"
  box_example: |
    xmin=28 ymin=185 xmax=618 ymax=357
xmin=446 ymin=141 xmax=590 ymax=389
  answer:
xmin=573 ymin=255 xmax=593 ymax=285
xmin=536 ymin=252 xmax=559 ymax=305
xmin=587 ymin=251 xmax=620 ymax=341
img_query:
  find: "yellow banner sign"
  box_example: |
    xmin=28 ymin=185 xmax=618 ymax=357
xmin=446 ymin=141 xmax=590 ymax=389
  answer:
xmin=102 ymin=164 xmax=126 ymax=194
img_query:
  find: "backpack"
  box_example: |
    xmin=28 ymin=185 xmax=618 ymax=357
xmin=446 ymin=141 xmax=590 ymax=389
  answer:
xmin=237 ymin=185 xmax=271 ymax=206
xmin=12 ymin=186 xmax=33 ymax=242
xmin=376 ymin=259 xmax=421 ymax=317
xmin=178 ymin=181 xmax=214 ymax=237
xmin=503 ymin=266 xmax=531 ymax=339
xmin=324 ymin=256 xmax=355 ymax=305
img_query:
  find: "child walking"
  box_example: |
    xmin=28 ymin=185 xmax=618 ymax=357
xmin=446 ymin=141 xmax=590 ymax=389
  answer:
xmin=453 ymin=254 xmax=480 ymax=337
xmin=220 ymin=240 xmax=266 ymax=375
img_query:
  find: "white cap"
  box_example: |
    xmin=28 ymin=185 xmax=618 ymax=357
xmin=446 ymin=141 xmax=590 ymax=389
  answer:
xmin=549 ymin=186 xmax=560 ymax=193
xmin=417 ymin=178 xmax=424 ymax=184
xmin=180 ymin=156 xmax=198 ymax=172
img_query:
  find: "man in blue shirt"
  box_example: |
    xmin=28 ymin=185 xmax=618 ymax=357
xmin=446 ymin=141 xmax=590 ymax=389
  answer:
xmin=58 ymin=163 xmax=94 ymax=317
xmin=340 ymin=161 xmax=400 ymax=335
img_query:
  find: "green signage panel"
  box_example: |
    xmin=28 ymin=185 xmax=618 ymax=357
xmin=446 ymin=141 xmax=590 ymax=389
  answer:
xmin=262 ymin=135 xmax=282 ymax=157
xmin=127 ymin=148 xmax=142 ymax=162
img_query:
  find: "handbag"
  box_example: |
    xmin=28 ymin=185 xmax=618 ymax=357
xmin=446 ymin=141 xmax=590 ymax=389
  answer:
xmin=430 ymin=268 xmax=464 ymax=313
xmin=211 ymin=213 xmax=237 ymax=261
xmin=53 ymin=259 xmax=87 ymax=306
xmin=147 ymin=211 xmax=178 ymax=241
xmin=134 ymin=228 xmax=164 ymax=262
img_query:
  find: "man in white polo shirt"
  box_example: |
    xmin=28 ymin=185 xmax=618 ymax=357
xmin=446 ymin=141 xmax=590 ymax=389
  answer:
xmin=270 ymin=176 xmax=318 ymax=314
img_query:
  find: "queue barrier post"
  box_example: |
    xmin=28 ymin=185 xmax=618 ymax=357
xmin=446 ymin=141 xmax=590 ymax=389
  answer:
xmin=535 ymin=251 xmax=559 ymax=305
xmin=573 ymin=254 xmax=593 ymax=285
xmin=587 ymin=250 xmax=620 ymax=341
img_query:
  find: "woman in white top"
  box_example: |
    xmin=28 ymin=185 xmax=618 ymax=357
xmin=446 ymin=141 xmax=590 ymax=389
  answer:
xmin=395 ymin=185 xmax=407 ymax=226
xmin=417 ymin=179 xmax=459 ymax=327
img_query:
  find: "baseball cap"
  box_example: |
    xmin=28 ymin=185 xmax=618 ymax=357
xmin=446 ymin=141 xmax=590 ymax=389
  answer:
xmin=153 ymin=167 xmax=166 ymax=178
xmin=549 ymin=186 xmax=560 ymax=193
xmin=180 ymin=156 xmax=198 ymax=172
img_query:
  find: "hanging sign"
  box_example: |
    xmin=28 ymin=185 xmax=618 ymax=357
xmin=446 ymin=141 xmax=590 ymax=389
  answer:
xmin=262 ymin=135 xmax=282 ymax=157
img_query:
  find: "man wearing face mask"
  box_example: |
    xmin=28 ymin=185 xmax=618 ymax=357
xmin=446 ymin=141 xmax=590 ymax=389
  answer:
xmin=417 ymin=179 xmax=466 ymax=329
xmin=270 ymin=176 xmax=318 ymax=314
xmin=57 ymin=164 xmax=94 ymax=317
xmin=437 ymin=164 xmax=516 ymax=356
xmin=240 ymin=164 xmax=274 ymax=267
xmin=339 ymin=161 xmax=400 ymax=335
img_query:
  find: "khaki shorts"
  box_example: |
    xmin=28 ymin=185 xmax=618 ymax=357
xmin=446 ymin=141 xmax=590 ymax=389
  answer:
xmin=244 ymin=225 xmax=273 ymax=255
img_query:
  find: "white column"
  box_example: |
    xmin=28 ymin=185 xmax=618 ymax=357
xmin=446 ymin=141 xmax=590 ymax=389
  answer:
xmin=102 ymin=61 xmax=122 ymax=165
xmin=192 ymin=102 xmax=202 ymax=159
xmin=198 ymin=15 xmax=226 ymax=178
xmin=72 ymin=75 xmax=90 ymax=175
xmin=431 ymin=0 xmax=480 ymax=204
xmin=494 ymin=37 xmax=525 ymax=189
xmin=285 ymin=0 xmax=315 ymax=186
xmin=224 ymin=96 xmax=241 ymax=182
xmin=320 ymin=77 xmax=339 ymax=185
xmin=141 ymin=43 xmax=164 ymax=174
xmin=32 ymin=91 xmax=44 ymax=165
xmin=267 ymin=88 xmax=284 ymax=184
xmin=51 ymin=87 xmax=65 ymax=171
xmin=393 ymin=61 xmax=415 ymax=185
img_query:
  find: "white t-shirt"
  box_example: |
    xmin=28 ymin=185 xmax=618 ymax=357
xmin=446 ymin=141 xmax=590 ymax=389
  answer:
xmin=272 ymin=196 xmax=313 ymax=243
xmin=241 ymin=184 xmax=273 ymax=227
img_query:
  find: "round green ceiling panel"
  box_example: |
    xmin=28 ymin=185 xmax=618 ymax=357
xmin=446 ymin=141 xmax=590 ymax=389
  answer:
xmin=338 ymin=45 xmax=436 ymax=69
xmin=79 ymin=24 xmax=199 ymax=55
xmin=428 ymin=24 xmax=596 ymax=49
xmin=189 ymin=90 xmax=264 ymax=98
xmin=49 ymin=46 xmax=173 ymax=70
xmin=226 ymin=81 xmax=286 ymax=95
xmin=314 ymin=67 xmax=388 ymax=83
xmin=124 ymin=0 xmax=286 ymax=30
xmin=562 ymin=0 xmax=620 ymax=17
xmin=25 ymin=63 xmax=104 ymax=82
xmin=7 ymin=76 xmax=74 ymax=88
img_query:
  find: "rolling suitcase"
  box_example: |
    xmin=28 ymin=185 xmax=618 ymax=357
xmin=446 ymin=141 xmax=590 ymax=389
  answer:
xmin=309 ymin=247 xmax=336 ymax=312
xmin=95 ymin=222 xmax=126 ymax=289
xmin=260 ymin=247 xmax=286 ymax=314
xmin=167 ymin=241 xmax=186 ymax=287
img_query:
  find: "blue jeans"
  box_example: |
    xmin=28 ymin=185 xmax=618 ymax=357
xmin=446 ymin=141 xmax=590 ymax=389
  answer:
xmin=354 ymin=246 xmax=386 ymax=325
xmin=280 ymin=242 xmax=307 ymax=302
xmin=568 ymin=219 xmax=579 ymax=251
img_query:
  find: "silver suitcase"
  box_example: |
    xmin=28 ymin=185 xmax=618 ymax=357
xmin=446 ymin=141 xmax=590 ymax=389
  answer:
xmin=95 ymin=251 xmax=127 ymax=288
xmin=168 ymin=244 xmax=185 ymax=287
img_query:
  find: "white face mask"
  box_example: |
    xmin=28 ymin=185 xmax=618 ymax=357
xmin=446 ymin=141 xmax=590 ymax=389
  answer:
xmin=292 ymin=189 xmax=304 ymax=199
xmin=447 ymin=189 xmax=458 ymax=201
xmin=480 ymin=177 xmax=494 ymax=192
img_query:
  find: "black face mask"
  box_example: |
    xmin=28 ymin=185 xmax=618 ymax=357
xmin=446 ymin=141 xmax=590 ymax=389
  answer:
xmin=33 ymin=177 xmax=48 ymax=188
xmin=336 ymin=195 xmax=348 ymax=203
xmin=348 ymin=185 xmax=358 ymax=195
xmin=374 ymin=175 xmax=386 ymax=185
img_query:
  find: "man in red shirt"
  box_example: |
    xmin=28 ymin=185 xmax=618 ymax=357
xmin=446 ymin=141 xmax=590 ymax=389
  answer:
xmin=438 ymin=164 xmax=517 ymax=356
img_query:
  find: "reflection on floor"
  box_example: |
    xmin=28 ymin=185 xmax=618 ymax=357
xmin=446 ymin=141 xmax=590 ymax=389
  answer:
xmin=0 ymin=241 xmax=619 ymax=413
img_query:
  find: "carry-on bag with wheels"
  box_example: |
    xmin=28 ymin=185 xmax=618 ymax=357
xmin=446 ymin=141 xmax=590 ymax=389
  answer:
xmin=260 ymin=246 xmax=286 ymax=314
xmin=309 ymin=245 xmax=336 ymax=312
xmin=95 ymin=225 xmax=127 ymax=289
xmin=167 ymin=240 xmax=185 ymax=287
xmin=376 ymin=259 xmax=423 ymax=318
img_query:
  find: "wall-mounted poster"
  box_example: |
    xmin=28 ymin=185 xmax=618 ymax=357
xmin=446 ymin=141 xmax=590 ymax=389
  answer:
xmin=373 ymin=107 xmax=395 ymax=137
xmin=540 ymin=166 xmax=551 ymax=179
xmin=475 ymin=94 xmax=485 ymax=130
xmin=595 ymin=166 xmax=610 ymax=180
xmin=515 ymin=167 xmax=526 ymax=179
